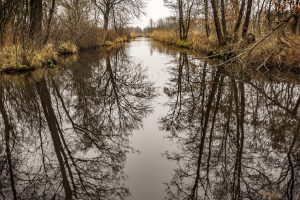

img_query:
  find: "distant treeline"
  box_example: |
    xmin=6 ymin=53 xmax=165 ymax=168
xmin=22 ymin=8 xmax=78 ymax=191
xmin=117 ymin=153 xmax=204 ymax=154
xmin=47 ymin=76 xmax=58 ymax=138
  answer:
xmin=145 ymin=0 xmax=299 ymax=44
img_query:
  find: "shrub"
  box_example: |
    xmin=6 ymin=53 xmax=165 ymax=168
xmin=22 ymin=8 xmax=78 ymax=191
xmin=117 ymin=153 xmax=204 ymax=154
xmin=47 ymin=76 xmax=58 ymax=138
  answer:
xmin=104 ymin=30 xmax=119 ymax=44
xmin=76 ymin=26 xmax=104 ymax=49
xmin=31 ymin=44 xmax=58 ymax=67
xmin=58 ymin=41 xmax=79 ymax=55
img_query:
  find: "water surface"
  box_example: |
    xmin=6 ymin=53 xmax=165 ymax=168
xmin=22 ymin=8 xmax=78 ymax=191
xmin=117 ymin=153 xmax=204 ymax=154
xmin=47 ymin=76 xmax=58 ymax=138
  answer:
xmin=0 ymin=38 xmax=299 ymax=200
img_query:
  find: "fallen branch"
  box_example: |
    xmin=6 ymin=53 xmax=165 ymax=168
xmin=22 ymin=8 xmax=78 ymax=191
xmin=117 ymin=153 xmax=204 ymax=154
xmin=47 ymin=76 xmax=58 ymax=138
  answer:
xmin=0 ymin=65 xmax=35 ymax=74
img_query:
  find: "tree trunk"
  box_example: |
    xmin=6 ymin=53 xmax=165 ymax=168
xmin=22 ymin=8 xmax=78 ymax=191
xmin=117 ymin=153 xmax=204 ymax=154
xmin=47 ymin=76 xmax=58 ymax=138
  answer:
xmin=220 ymin=0 xmax=228 ymax=37
xmin=29 ymin=0 xmax=43 ymax=40
xmin=291 ymin=16 xmax=299 ymax=34
xmin=178 ymin=0 xmax=184 ymax=40
xmin=233 ymin=0 xmax=246 ymax=36
xmin=257 ymin=0 xmax=266 ymax=34
xmin=267 ymin=0 xmax=272 ymax=30
xmin=103 ymin=12 xmax=109 ymax=30
xmin=183 ymin=2 xmax=194 ymax=41
xmin=242 ymin=0 xmax=253 ymax=37
xmin=44 ymin=0 xmax=56 ymax=44
xmin=102 ymin=10 xmax=110 ymax=42
xmin=204 ymin=0 xmax=211 ymax=37
xmin=112 ymin=7 xmax=118 ymax=32
xmin=211 ymin=0 xmax=224 ymax=45
xmin=0 ymin=0 xmax=16 ymax=45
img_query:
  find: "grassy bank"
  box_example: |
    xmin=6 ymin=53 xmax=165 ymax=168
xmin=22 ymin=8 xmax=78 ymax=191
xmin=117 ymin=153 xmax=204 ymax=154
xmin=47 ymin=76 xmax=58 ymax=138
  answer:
xmin=148 ymin=30 xmax=300 ymax=69
xmin=102 ymin=31 xmax=141 ymax=47
xmin=0 ymin=41 xmax=78 ymax=74
xmin=0 ymin=31 xmax=139 ymax=74
xmin=148 ymin=30 xmax=218 ymax=53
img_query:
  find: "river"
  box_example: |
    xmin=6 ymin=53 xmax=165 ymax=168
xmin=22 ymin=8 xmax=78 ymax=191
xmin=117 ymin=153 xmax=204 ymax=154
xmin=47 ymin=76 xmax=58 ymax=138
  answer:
xmin=0 ymin=37 xmax=299 ymax=200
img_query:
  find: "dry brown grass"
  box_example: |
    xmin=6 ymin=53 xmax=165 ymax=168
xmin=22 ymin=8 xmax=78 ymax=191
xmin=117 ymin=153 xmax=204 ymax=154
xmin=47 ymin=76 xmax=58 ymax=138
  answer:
xmin=189 ymin=31 xmax=219 ymax=53
xmin=150 ymin=28 xmax=300 ymax=69
xmin=58 ymin=41 xmax=78 ymax=55
xmin=248 ymin=33 xmax=300 ymax=68
xmin=130 ymin=32 xmax=140 ymax=39
xmin=0 ymin=43 xmax=58 ymax=68
xmin=260 ymin=191 xmax=282 ymax=200
xmin=31 ymin=44 xmax=58 ymax=67
xmin=149 ymin=30 xmax=177 ymax=45
xmin=149 ymin=30 xmax=218 ymax=53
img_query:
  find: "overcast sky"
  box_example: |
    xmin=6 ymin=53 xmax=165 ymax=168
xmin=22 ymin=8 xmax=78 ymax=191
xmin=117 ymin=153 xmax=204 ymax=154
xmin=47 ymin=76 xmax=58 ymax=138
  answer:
xmin=132 ymin=0 xmax=171 ymax=29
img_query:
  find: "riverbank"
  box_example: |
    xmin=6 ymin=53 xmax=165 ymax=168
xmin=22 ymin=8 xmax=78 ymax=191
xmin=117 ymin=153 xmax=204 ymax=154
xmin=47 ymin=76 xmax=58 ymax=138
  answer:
xmin=0 ymin=42 xmax=78 ymax=74
xmin=0 ymin=32 xmax=139 ymax=75
xmin=149 ymin=36 xmax=300 ymax=82
xmin=148 ymin=30 xmax=300 ymax=70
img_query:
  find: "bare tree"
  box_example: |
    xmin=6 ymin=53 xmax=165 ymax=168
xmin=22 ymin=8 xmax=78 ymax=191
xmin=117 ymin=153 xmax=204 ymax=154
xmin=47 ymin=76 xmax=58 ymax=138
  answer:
xmin=93 ymin=0 xmax=145 ymax=30
xmin=29 ymin=0 xmax=43 ymax=40
xmin=211 ymin=0 xmax=224 ymax=45
xmin=242 ymin=0 xmax=253 ymax=37
xmin=164 ymin=0 xmax=198 ymax=41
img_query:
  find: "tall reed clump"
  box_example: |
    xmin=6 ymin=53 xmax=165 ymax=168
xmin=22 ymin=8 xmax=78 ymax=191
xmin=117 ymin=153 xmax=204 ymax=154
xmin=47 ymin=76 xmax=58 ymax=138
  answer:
xmin=149 ymin=30 xmax=219 ymax=53
xmin=31 ymin=44 xmax=58 ymax=67
xmin=149 ymin=30 xmax=177 ymax=45
xmin=58 ymin=41 xmax=79 ymax=55
xmin=0 ymin=43 xmax=63 ymax=69
xmin=189 ymin=31 xmax=219 ymax=53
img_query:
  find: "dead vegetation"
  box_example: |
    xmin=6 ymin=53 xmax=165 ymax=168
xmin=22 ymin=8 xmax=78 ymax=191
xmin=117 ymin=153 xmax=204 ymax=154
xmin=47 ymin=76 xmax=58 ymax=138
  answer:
xmin=0 ymin=42 xmax=78 ymax=74
xmin=149 ymin=22 xmax=300 ymax=70
xmin=58 ymin=41 xmax=79 ymax=55
xmin=248 ymin=33 xmax=300 ymax=70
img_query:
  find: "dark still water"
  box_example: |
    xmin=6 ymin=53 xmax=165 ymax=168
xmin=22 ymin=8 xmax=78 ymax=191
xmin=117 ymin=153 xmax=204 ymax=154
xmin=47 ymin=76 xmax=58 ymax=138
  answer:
xmin=0 ymin=37 xmax=300 ymax=200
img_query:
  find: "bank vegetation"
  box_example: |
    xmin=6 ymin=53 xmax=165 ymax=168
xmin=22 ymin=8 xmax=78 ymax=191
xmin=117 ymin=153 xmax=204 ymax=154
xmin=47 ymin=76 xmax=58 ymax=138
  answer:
xmin=145 ymin=0 xmax=300 ymax=69
xmin=0 ymin=0 xmax=144 ymax=73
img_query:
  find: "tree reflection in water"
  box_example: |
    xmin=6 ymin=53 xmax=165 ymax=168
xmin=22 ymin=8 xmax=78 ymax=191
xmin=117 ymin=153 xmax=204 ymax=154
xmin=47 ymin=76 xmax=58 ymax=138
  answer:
xmin=161 ymin=52 xmax=300 ymax=200
xmin=0 ymin=48 xmax=155 ymax=200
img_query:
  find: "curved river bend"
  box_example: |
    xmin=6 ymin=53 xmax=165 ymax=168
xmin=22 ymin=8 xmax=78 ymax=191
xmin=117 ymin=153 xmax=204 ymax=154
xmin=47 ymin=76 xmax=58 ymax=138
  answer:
xmin=0 ymin=38 xmax=299 ymax=200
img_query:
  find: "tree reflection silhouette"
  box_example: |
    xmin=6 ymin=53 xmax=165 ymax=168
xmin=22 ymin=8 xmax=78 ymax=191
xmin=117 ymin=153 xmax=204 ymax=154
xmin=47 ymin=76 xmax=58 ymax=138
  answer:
xmin=0 ymin=48 xmax=155 ymax=200
xmin=161 ymin=52 xmax=300 ymax=200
